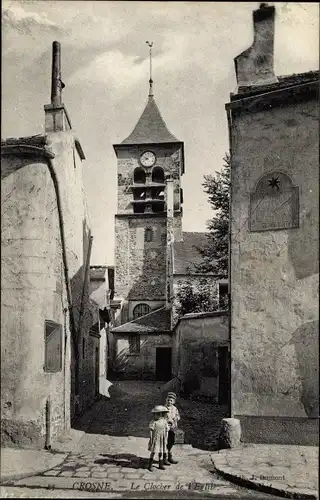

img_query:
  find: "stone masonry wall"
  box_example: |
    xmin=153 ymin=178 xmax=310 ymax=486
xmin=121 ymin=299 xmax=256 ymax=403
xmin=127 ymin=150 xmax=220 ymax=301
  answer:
xmin=230 ymin=97 xmax=319 ymax=418
xmin=114 ymin=143 xmax=184 ymax=307
xmin=1 ymin=131 xmax=94 ymax=447
xmin=115 ymin=216 xmax=167 ymax=300
xmin=116 ymin=144 xmax=182 ymax=215
xmin=113 ymin=334 xmax=172 ymax=380
xmin=173 ymin=313 xmax=229 ymax=398
xmin=1 ymin=155 xmax=69 ymax=448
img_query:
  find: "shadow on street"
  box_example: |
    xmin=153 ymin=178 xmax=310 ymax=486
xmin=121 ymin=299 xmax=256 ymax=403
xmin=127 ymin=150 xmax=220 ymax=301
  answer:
xmin=72 ymin=381 xmax=228 ymax=451
xmin=95 ymin=453 xmax=149 ymax=469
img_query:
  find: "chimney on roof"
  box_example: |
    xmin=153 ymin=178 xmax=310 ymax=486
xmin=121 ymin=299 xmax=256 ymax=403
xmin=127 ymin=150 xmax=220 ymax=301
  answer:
xmin=234 ymin=3 xmax=278 ymax=89
xmin=44 ymin=41 xmax=72 ymax=132
xmin=51 ymin=41 xmax=63 ymax=106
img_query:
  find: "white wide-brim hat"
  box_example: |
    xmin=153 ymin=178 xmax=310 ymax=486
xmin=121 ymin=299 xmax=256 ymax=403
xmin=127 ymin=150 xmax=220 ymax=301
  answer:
xmin=151 ymin=405 xmax=169 ymax=413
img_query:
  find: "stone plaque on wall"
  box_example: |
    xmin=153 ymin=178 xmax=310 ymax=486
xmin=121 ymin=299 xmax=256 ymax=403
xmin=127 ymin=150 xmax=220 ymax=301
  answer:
xmin=250 ymin=172 xmax=299 ymax=232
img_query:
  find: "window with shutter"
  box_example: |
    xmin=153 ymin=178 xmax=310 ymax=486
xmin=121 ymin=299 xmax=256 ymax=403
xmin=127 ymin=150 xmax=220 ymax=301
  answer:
xmin=44 ymin=320 xmax=62 ymax=372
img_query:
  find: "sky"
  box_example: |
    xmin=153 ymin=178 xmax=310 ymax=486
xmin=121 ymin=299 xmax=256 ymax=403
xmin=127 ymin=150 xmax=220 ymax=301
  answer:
xmin=2 ymin=1 xmax=319 ymax=265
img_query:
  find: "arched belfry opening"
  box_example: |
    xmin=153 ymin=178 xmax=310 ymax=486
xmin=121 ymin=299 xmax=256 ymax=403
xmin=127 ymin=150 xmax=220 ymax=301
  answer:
xmin=134 ymin=167 xmax=146 ymax=184
xmin=151 ymin=166 xmax=165 ymax=184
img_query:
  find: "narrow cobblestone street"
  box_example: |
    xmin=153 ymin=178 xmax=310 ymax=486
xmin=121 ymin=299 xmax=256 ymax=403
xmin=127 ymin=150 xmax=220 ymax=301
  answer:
xmin=3 ymin=382 xmax=281 ymax=498
xmin=37 ymin=381 xmax=230 ymax=492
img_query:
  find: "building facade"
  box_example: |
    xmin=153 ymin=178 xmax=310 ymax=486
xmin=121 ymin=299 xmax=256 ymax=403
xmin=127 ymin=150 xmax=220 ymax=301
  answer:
xmin=1 ymin=42 xmax=101 ymax=447
xmin=89 ymin=265 xmax=112 ymax=398
xmin=110 ymin=75 xmax=221 ymax=381
xmin=227 ymin=4 xmax=319 ymax=445
xmin=172 ymin=311 xmax=229 ymax=403
xmin=110 ymin=79 xmax=183 ymax=380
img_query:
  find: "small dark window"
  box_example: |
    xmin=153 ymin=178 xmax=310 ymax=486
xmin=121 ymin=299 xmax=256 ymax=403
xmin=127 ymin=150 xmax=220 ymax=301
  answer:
xmin=134 ymin=168 xmax=146 ymax=184
xmin=44 ymin=320 xmax=62 ymax=372
xmin=219 ymin=283 xmax=229 ymax=309
xmin=152 ymin=167 xmax=165 ymax=184
xmin=129 ymin=335 xmax=140 ymax=354
xmin=133 ymin=204 xmax=145 ymax=214
xmin=82 ymin=337 xmax=86 ymax=359
xmin=133 ymin=303 xmax=150 ymax=319
xmin=152 ymin=202 xmax=164 ymax=213
xmin=145 ymin=227 xmax=153 ymax=242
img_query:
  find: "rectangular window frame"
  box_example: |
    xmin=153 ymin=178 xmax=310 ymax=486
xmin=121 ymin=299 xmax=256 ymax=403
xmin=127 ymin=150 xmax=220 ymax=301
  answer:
xmin=44 ymin=320 xmax=63 ymax=373
xmin=128 ymin=334 xmax=140 ymax=355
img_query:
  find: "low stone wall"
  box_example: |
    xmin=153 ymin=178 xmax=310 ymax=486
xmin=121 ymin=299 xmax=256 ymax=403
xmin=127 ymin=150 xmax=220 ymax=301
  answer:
xmin=173 ymin=311 xmax=229 ymax=401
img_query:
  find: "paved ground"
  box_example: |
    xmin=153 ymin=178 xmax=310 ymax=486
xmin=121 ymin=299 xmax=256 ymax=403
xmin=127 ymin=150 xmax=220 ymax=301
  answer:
xmin=1 ymin=381 xmax=317 ymax=499
xmin=81 ymin=380 xmax=228 ymax=451
xmin=211 ymin=444 xmax=319 ymax=500
xmin=1 ymin=381 xmax=278 ymax=499
xmin=0 ymin=448 xmax=68 ymax=482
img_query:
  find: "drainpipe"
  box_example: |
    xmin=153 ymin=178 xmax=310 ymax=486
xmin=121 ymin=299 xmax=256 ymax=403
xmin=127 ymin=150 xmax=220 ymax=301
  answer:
xmin=45 ymin=396 xmax=52 ymax=450
xmin=226 ymin=104 xmax=233 ymax=418
xmin=46 ymin=157 xmax=80 ymax=405
xmin=63 ymin=306 xmax=68 ymax=430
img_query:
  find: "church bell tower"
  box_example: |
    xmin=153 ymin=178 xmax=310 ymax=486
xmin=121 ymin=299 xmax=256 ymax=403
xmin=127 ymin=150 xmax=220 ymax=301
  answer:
xmin=113 ymin=43 xmax=185 ymax=324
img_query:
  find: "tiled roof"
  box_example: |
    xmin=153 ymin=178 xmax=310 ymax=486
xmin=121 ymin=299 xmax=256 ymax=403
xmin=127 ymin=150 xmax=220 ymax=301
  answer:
xmin=174 ymin=231 xmax=209 ymax=275
xmin=1 ymin=134 xmax=47 ymax=147
xmin=121 ymin=96 xmax=179 ymax=145
xmin=234 ymin=70 xmax=319 ymax=99
xmin=111 ymin=306 xmax=171 ymax=334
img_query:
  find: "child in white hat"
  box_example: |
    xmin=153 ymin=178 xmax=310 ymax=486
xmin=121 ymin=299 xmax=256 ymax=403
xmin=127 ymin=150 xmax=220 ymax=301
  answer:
xmin=165 ymin=392 xmax=180 ymax=464
xmin=148 ymin=405 xmax=170 ymax=471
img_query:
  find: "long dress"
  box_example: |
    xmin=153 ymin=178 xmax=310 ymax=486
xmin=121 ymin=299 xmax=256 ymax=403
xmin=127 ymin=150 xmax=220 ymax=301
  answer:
xmin=148 ymin=418 xmax=169 ymax=454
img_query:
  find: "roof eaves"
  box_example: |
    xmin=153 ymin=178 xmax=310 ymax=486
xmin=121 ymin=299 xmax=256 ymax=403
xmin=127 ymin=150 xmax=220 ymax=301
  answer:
xmin=226 ymin=79 xmax=318 ymax=114
xmin=110 ymin=306 xmax=171 ymax=334
xmin=113 ymin=140 xmax=183 ymax=150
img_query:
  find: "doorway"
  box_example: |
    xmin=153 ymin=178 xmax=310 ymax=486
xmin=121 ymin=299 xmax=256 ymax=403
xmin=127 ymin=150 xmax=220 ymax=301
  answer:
xmin=218 ymin=346 xmax=230 ymax=405
xmin=155 ymin=347 xmax=172 ymax=381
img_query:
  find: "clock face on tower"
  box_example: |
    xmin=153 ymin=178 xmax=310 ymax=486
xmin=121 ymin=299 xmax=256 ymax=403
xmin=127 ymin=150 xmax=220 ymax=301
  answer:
xmin=140 ymin=151 xmax=156 ymax=167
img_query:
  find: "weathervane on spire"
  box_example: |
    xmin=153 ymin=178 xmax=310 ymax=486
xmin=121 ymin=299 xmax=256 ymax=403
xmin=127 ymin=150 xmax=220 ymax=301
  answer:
xmin=146 ymin=41 xmax=153 ymax=97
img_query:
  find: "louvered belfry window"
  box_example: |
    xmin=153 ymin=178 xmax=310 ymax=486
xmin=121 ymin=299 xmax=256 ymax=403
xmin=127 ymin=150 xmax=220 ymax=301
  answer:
xmin=44 ymin=320 xmax=62 ymax=372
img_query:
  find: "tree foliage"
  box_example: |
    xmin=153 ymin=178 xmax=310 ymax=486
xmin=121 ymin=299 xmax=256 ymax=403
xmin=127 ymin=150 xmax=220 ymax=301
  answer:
xmin=175 ymin=279 xmax=219 ymax=317
xmin=194 ymin=154 xmax=230 ymax=279
xmin=174 ymin=154 xmax=230 ymax=317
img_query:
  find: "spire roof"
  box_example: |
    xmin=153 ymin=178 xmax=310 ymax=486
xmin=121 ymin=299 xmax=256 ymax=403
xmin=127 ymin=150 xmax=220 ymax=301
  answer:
xmin=121 ymin=95 xmax=180 ymax=145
